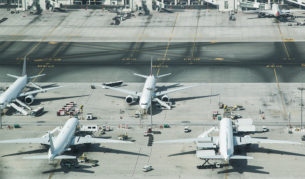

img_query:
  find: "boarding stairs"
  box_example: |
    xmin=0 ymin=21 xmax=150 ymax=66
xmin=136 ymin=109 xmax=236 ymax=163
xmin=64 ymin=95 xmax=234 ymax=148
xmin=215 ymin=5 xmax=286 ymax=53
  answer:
xmin=154 ymin=98 xmax=171 ymax=110
xmin=8 ymin=99 xmax=32 ymax=115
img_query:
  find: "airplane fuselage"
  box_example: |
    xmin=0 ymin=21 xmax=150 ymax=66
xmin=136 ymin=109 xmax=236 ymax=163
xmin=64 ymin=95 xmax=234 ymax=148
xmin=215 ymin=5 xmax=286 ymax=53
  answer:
xmin=0 ymin=75 xmax=27 ymax=109
xmin=139 ymin=75 xmax=156 ymax=111
xmin=218 ymin=118 xmax=234 ymax=161
xmin=48 ymin=117 xmax=79 ymax=160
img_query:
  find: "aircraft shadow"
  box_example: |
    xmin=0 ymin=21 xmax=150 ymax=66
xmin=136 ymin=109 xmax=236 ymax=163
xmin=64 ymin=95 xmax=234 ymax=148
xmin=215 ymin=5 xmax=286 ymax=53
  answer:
xmin=42 ymin=165 xmax=94 ymax=174
xmin=218 ymin=160 xmax=269 ymax=174
xmin=104 ymin=94 xmax=127 ymax=100
xmin=1 ymin=148 xmax=48 ymax=157
xmin=155 ymin=83 xmax=183 ymax=92
xmin=244 ymin=144 xmax=305 ymax=157
xmin=31 ymin=94 xmax=90 ymax=105
xmin=168 ymin=150 xmax=196 ymax=157
xmin=172 ymin=94 xmax=220 ymax=103
xmin=73 ymin=144 xmax=149 ymax=157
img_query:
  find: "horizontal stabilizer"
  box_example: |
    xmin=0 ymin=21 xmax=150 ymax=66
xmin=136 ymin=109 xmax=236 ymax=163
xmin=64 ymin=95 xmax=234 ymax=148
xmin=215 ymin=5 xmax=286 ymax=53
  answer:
xmin=230 ymin=155 xmax=253 ymax=160
xmin=28 ymin=74 xmax=46 ymax=79
xmin=157 ymin=73 xmax=171 ymax=78
xmin=7 ymin=74 xmax=20 ymax=79
xmin=54 ymin=155 xmax=76 ymax=159
xmin=133 ymin=73 xmax=148 ymax=79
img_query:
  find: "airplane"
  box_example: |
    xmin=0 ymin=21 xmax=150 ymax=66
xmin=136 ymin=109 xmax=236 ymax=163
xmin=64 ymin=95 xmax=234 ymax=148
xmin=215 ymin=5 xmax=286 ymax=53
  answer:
xmin=245 ymin=4 xmax=304 ymax=19
xmin=0 ymin=57 xmax=61 ymax=115
xmin=101 ymin=60 xmax=199 ymax=113
xmin=155 ymin=118 xmax=301 ymax=168
xmin=0 ymin=117 xmax=133 ymax=161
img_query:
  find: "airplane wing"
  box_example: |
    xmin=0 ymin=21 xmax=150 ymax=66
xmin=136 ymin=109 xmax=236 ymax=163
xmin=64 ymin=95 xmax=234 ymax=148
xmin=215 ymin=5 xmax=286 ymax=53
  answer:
xmin=71 ymin=136 xmax=133 ymax=145
xmin=154 ymin=138 xmax=198 ymax=144
xmin=282 ymin=9 xmax=305 ymax=13
xmin=100 ymin=85 xmax=141 ymax=97
xmin=155 ymin=84 xmax=200 ymax=97
xmin=234 ymin=136 xmax=301 ymax=146
xmin=243 ymin=9 xmax=272 ymax=15
xmin=0 ymin=137 xmax=50 ymax=145
xmin=198 ymin=127 xmax=216 ymax=138
xmin=19 ymin=86 xmax=62 ymax=97
xmin=24 ymin=155 xmax=76 ymax=160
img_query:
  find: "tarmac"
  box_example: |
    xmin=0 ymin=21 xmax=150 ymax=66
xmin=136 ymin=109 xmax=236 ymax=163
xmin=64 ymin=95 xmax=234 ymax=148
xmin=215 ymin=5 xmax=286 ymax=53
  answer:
xmin=0 ymin=6 xmax=305 ymax=179
xmin=0 ymin=83 xmax=305 ymax=179
xmin=0 ymin=9 xmax=305 ymax=42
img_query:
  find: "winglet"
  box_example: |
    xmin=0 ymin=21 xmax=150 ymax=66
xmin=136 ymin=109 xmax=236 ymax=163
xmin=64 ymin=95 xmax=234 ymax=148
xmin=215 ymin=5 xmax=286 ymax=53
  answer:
xmin=48 ymin=132 xmax=55 ymax=153
xmin=22 ymin=56 xmax=27 ymax=76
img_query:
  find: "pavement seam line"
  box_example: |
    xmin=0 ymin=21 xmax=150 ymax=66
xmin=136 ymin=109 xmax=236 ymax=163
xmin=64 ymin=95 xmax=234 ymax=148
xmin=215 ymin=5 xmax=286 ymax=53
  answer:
xmin=273 ymin=68 xmax=288 ymax=120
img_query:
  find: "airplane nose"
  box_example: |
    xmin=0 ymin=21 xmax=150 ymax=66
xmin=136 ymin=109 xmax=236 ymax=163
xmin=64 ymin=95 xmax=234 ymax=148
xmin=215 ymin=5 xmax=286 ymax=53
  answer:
xmin=140 ymin=106 xmax=148 ymax=114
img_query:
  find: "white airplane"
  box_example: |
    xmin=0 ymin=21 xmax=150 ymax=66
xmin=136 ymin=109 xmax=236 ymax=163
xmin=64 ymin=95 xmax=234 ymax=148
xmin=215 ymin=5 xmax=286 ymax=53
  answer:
xmin=0 ymin=57 xmax=61 ymax=115
xmin=245 ymin=4 xmax=304 ymax=19
xmin=0 ymin=117 xmax=133 ymax=161
xmin=155 ymin=118 xmax=301 ymax=167
xmin=101 ymin=61 xmax=199 ymax=113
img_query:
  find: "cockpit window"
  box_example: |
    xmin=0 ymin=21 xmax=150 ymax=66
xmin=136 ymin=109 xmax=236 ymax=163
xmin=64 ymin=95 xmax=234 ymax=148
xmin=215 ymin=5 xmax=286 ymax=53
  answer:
xmin=141 ymin=103 xmax=148 ymax=105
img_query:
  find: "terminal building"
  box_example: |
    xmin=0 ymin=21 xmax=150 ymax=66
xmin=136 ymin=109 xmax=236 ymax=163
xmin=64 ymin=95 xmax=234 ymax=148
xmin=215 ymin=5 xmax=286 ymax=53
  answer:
xmin=0 ymin=0 xmax=304 ymax=13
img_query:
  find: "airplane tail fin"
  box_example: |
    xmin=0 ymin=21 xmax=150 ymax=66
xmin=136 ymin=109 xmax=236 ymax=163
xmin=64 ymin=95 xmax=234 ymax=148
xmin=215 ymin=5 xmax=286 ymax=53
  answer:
xmin=48 ymin=132 xmax=55 ymax=154
xmin=22 ymin=56 xmax=26 ymax=76
xmin=23 ymin=155 xmax=76 ymax=160
xmin=150 ymin=58 xmax=153 ymax=75
xmin=7 ymin=74 xmax=20 ymax=79
xmin=157 ymin=73 xmax=171 ymax=78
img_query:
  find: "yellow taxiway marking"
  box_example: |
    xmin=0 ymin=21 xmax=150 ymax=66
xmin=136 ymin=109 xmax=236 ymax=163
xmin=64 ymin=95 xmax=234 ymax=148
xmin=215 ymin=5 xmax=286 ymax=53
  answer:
xmin=276 ymin=23 xmax=292 ymax=60
xmin=48 ymin=41 xmax=58 ymax=45
xmin=157 ymin=13 xmax=179 ymax=76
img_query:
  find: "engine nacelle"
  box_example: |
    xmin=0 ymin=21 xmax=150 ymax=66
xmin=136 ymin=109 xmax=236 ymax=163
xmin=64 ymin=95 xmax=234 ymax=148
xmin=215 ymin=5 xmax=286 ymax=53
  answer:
xmin=161 ymin=95 xmax=170 ymax=102
xmin=24 ymin=95 xmax=35 ymax=105
xmin=125 ymin=95 xmax=136 ymax=104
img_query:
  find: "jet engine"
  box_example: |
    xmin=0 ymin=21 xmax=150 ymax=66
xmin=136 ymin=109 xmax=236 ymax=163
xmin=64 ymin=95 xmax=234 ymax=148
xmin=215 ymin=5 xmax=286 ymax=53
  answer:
xmin=125 ymin=95 xmax=136 ymax=104
xmin=161 ymin=95 xmax=170 ymax=102
xmin=24 ymin=95 xmax=35 ymax=105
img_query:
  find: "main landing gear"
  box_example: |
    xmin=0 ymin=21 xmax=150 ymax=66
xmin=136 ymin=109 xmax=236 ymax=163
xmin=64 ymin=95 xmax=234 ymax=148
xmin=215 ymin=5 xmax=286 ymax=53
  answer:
xmin=197 ymin=159 xmax=223 ymax=169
